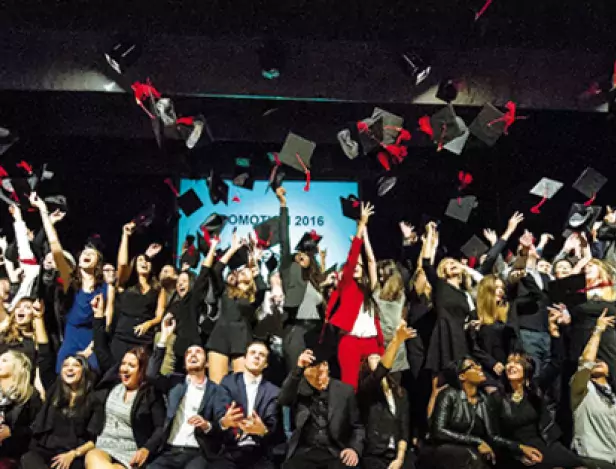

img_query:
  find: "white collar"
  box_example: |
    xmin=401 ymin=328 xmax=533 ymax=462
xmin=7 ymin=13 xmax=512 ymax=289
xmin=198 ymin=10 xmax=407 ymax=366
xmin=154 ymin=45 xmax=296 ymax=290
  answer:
xmin=186 ymin=375 xmax=207 ymax=390
xmin=243 ymin=372 xmax=263 ymax=387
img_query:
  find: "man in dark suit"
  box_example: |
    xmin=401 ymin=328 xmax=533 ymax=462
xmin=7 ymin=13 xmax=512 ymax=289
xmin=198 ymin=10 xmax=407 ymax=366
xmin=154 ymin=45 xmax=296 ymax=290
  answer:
xmin=212 ymin=340 xmax=281 ymax=469
xmin=278 ymin=347 xmax=365 ymax=469
xmin=147 ymin=313 xmax=230 ymax=469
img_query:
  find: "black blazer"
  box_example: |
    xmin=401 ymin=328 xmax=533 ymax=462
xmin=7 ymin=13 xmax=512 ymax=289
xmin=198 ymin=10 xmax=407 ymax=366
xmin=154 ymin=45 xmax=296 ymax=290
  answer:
xmin=146 ymin=344 xmax=229 ymax=457
xmin=219 ymin=372 xmax=280 ymax=452
xmin=93 ymin=317 xmax=166 ymax=459
xmin=278 ymin=366 xmax=365 ymax=459
xmin=357 ymin=363 xmax=410 ymax=457
xmin=0 ymin=389 xmax=42 ymax=459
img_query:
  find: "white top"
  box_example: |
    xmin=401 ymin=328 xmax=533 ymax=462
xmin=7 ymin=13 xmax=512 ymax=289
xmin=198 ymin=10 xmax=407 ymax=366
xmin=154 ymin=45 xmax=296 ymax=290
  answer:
xmin=238 ymin=372 xmax=263 ymax=447
xmin=351 ymin=304 xmax=378 ymax=338
xmin=168 ymin=376 xmax=208 ymax=448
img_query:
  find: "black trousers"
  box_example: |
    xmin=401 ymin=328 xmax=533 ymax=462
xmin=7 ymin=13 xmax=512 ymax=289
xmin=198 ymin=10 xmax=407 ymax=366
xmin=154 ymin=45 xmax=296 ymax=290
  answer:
xmin=148 ymin=446 xmax=207 ymax=469
xmin=21 ymin=450 xmax=86 ymax=469
xmin=209 ymin=449 xmax=274 ymax=469
xmin=283 ymin=447 xmax=356 ymax=469
xmin=363 ymin=452 xmax=416 ymax=469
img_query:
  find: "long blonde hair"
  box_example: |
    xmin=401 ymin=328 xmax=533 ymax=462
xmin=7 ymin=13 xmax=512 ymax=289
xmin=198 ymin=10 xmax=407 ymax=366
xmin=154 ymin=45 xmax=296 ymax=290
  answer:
xmin=586 ymin=259 xmax=616 ymax=301
xmin=0 ymin=350 xmax=34 ymax=405
xmin=377 ymin=260 xmax=404 ymax=302
xmin=411 ymin=267 xmax=432 ymax=299
xmin=437 ymin=257 xmax=470 ymax=290
xmin=476 ymin=275 xmax=508 ymax=325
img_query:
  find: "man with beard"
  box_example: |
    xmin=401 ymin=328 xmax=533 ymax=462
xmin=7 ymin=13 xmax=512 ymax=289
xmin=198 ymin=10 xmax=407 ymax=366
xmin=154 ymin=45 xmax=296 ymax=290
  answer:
xmin=212 ymin=340 xmax=280 ymax=469
xmin=147 ymin=313 xmax=229 ymax=469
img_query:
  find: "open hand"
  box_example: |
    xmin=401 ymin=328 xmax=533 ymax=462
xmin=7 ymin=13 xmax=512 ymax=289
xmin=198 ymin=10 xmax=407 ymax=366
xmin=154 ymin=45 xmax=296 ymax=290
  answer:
xmin=239 ymin=411 xmax=267 ymax=436
xmin=359 ymin=202 xmax=375 ymax=225
xmin=275 ymin=187 xmax=286 ymax=205
xmin=129 ymin=448 xmax=150 ymax=468
xmin=50 ymin=450 xmax=76 ymax=469
xmin=340 ymin=448 xmax=359 ymax=467
xmin=395 ymin=320 xmax=417 ymax=342
xmin=50 ymin=209 xmax=66 ymax=225
xmin=221 ymin=401 xmax=244 ymax=429
xmin=187 ymin=415 xmax=211 ymax=431
xmin=134 ymin=321 xmax=151 ymax=337
xmin=597 ymin=308 xmax=616 ymax=333
xmin=297 ymin=349 xmax=315 ymax=368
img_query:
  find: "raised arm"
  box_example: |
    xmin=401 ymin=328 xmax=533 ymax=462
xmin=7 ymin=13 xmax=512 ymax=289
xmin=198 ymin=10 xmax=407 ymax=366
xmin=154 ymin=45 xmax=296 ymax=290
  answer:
xmin=276 ymin=187 xmax=292 ymax=266
xmin=478 ymin=212 xmax=524 ymax=275
xmin=29 ymin=192 xmax=73 ymax=292
xmin=116 ymin=222 xmax=135 ymax=287
xmin=421 ymin=223 xmax=439 ymax=287
xmin=146 ymin=313 xmax=177 ymax=392
xmin=571 ymin=310 xmax=614 ymax=410
xmin=361 ymin=225 xmax=378 ymax=291
xmin=8 ymin=205 xmax=41 ymax=308
xmin=91 ymin=294 xmax=116 ymax=374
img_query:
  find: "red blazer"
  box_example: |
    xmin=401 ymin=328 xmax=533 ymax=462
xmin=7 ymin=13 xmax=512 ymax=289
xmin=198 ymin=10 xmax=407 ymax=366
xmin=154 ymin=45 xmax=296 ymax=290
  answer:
xmin=326 ymin=237 xmax=384 ymax=350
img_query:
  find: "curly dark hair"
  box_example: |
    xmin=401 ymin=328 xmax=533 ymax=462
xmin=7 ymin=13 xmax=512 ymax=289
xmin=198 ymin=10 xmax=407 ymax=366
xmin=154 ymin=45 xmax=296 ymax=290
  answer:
xmin=70 ymin=248 xmax=104 ymax=292
xmin=125 ymin=254 xmax=160 ymax=293
xmin=52 ymin=355 xmax=96 ymax=417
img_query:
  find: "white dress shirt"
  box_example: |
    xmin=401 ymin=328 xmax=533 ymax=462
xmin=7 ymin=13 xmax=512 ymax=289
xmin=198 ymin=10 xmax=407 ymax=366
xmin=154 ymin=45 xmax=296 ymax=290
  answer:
xmin=351 ymin=304 xmax=378 ymax=338
xmin=238 ymin=372 xmax=263 ymax=447
xmin=168 ymin=376 xmax=208 ymax=448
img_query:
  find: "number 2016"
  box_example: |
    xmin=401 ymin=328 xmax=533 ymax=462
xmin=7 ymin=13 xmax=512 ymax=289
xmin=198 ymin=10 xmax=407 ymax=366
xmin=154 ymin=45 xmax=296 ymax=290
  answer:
xmin=294 ymin=216 xmax=324 ymax=227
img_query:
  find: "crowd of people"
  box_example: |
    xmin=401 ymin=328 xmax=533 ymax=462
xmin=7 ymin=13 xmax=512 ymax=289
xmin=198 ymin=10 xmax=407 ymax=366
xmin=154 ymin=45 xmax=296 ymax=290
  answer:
xmin=0 ymin=183 xmax=615 ymax=469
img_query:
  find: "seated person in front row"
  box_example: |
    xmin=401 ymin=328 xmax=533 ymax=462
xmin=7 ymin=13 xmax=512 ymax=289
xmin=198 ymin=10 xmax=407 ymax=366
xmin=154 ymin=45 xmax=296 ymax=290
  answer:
xmin=278 ymin=345 xmax=365 ymax=469
xmin=210 ymin=340 xmax=280 ymax=469
xmin=146 ymin=313 xmax=230 ymax=469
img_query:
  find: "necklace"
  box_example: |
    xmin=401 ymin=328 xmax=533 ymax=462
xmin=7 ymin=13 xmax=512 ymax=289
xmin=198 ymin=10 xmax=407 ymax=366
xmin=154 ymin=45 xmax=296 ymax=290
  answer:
xmin=511 ymin=390 xmax=524 ymax=403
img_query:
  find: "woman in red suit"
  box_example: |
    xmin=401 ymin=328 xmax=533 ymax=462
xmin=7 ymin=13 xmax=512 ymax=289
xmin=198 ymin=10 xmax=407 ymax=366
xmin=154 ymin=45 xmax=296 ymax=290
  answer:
xmin=326 ymin=202 xmax=385 ymax=390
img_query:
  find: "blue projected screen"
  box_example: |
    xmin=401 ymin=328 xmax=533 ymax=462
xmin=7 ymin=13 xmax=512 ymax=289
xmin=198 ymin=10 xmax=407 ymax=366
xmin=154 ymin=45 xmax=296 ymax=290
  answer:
xmin=177 ymin=179 xmax=359 ymax=268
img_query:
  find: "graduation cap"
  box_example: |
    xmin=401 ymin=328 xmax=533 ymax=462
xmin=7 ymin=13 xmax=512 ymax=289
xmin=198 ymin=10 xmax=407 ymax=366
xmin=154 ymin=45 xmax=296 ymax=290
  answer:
xmin=418 ymin=105 xmax=464 ymax=152
xmin=278 ymin=133 xmax=315 ymax=191
xmin=206 ymin=171 xmax=229 ymax=206
xmin=176 ymin=115 xmax=212 ymax=150
xmin=5 ymin=178 xmax=32 ymax=207
xmin=180 ymin=235 xmax=200 ymax=269
xmin=266 ymin=153 xmax=286 ymax=193
xmin=529 ymin=177 xmax=563 ymax=214
xmin=460 ymin=235 xmax=489 ymax=259
xmin=371 ymin=108 xmax=404 ymax=146
xmin=296 ymin=231 xmax=321 ymax=254
xmin=264 ymin=253 xmax=279 ymax=272
xmin=445 ymin=196 xmax=478 ymax=223
xmin=232 ymin=158 xmax=255 ymax=190
xmin=442 ymin=117 xmax=470 ymax=155
xmin=340 ymin=195 xmax=361 ymax=220
xmin=254 ymin=217 xmax=280 ymax=248
xmin=323 ymin=263 xmax=339 ymax=277
xmin=338 ymin=117 xmax=384 ymax=160
xmin=564 ymin=203 xmax=602 ymax=236
xmin=164 ymin=179 xmax=204 ymax=217
xmin=547 ymin=273 xmax=586 ymax=307
xmin=469 ymin=103 xmax=507 ymax=147
xmin=44 ymin=195 xmax=68 ymax=213
xmin=227 ymin=245 xmax=251 ymax=271
xmin=200 ymin=213 xmax=228 ymax=237
xmin=572 ymin=167 xmax=606 ymax=205
xmin=28 ymin=163 xmax=54 ymax=191
xmin=132 ymin=204 xmax=156 ymax=232
xmin=0 ymin=127 xmax=18 ymax=156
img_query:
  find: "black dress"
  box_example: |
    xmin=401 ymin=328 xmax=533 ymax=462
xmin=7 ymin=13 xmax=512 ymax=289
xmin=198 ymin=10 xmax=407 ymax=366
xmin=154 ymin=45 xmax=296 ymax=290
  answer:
xmin=495 ymin=397 xmax=583 ymax=469
xmin=109 ymin=287 xmax=159 ymax=361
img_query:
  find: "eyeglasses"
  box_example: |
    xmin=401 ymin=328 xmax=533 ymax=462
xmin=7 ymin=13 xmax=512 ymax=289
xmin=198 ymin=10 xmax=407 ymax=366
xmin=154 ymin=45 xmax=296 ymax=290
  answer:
xmin=460 ymin=361 xmax=480 ymax=373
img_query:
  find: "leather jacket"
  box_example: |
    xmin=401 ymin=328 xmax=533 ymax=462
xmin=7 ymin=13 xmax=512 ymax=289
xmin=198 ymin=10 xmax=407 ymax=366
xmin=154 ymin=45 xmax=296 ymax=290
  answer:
xmin=430 ymin=387 xmax=521 ymax=455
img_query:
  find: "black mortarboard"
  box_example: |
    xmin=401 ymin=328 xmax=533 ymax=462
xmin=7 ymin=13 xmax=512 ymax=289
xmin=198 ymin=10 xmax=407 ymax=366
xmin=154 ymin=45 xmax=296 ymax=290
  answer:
xmin=177 ymin=189 xmax=203 ymax=217
xmin=304 ymin=324 xmax=338 ymax=365
xmin=28 ymin=163 xmax=54 ymax=192
xmin=227 ymin=245 xmax=250 ymax=270
xmin=430 ymin=105 xmax=464 ymax=150
xmin=353 ymin=117 xmax=384 ymax=157
xmin=180 ymin=235 xmax=200 ymax=269
xmin=469 ymin=103 xmax=507 ymax=147
xmin=277 ymin=133 xmax=315 ymax=187
xmin=200 ymin=213 xmax=228 ymax=237
xmin=445 ymin=196 xmax=478 ymax=223
xmin=85 ymin=234 xmax=105 ymax=253
xmin=7 ymin=178 xmax=31 ymax=207
xmin=44 ymin=195 xmax=68 ymax=213
xmin=233 ymin=158 xmax=255 ymax=190
xmin=547 ymin=273 xmax=586 ymax=307
xmin=442 ymin=117 xmax=470 ymax=155
xmin=460 ymin=235 xmax=489 ymax=258
xmin=436 ymin=79 xmax=459 ymax=103
xmin=323 ymin=264 xmax=338 ymax=277
xmin=206 ymin=171 xmax=229 ymax=206
xmin=132 ymin=204 xmax=156 ymax=232
xmin=296 ymin=231 xmax=322 ymax=254
xmin=572 ymin=167 xmax=607 ymax=200
xmin=371 ymin=108 xmax=404 ymax=145
xmin=0 ymin=127 xmax=18 ymax=156
xmin=254 ymin=217 xmax=280 ymax=248
xmin=340 ymin=195 xmax=361 ymax=220
xmin=267 ymin=162 xmax=286 ymax=193
xmin=564 ymin=203 xmax=602 ymax=236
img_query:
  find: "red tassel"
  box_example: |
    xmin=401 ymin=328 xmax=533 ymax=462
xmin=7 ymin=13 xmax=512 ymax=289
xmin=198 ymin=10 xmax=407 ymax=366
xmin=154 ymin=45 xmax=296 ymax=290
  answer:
xmin=352 ymin=200 xmax=360 ymax=208
xmin=436 ymin=123 xmax=448 ymax=152
xmin=475 ymin=0 xmax=493 ymax=20
xmin=131 ymin=80 xmax=161 ymax=119
xmin=418 ymin=116 xmax=434 ymax=138
xmin=19 ymin=258 xmax=38 ymax=266
xmin=584 ymin=193 xmax=596 ymax=207
xmin=468 ymin=257 xmax=477 ymax=268
xmin=0 ymin=166 xmax=8 ymax=178
xmin=458 ymin=171 xmax=473 ymax=190
xmin=16 ymin=161 xmax=33 ymax=175
xmin=232 ymin=194 xmax=241 ymax=203
xmin=187 ymin=245 xmax=196 ymax=256
xmin=530 ymin=196 xmax=547 ymax=214
xmin=377 ymin=152 xmax=391 ymax=171
xmin=201 ymin=226 xmax=211 ymax=245
xmin=356 ymin=121 xmax=369 ymax=133
xmin=176 ymin=116 xmax=194 ymax=126
xmin=295 ymin=153 xmax=311 ymax=192
xmin=309 ymin=230 xmax=320 ymax=241
xmin=395 ymin=129 xmax=411 ymax=145
xmin=254 ymin=229 xmax=273 ymax=248
xmin=487 ymin=101 xmax=527 ymax=135
xmin=163 ymin=178 xmax=179 ymax=197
